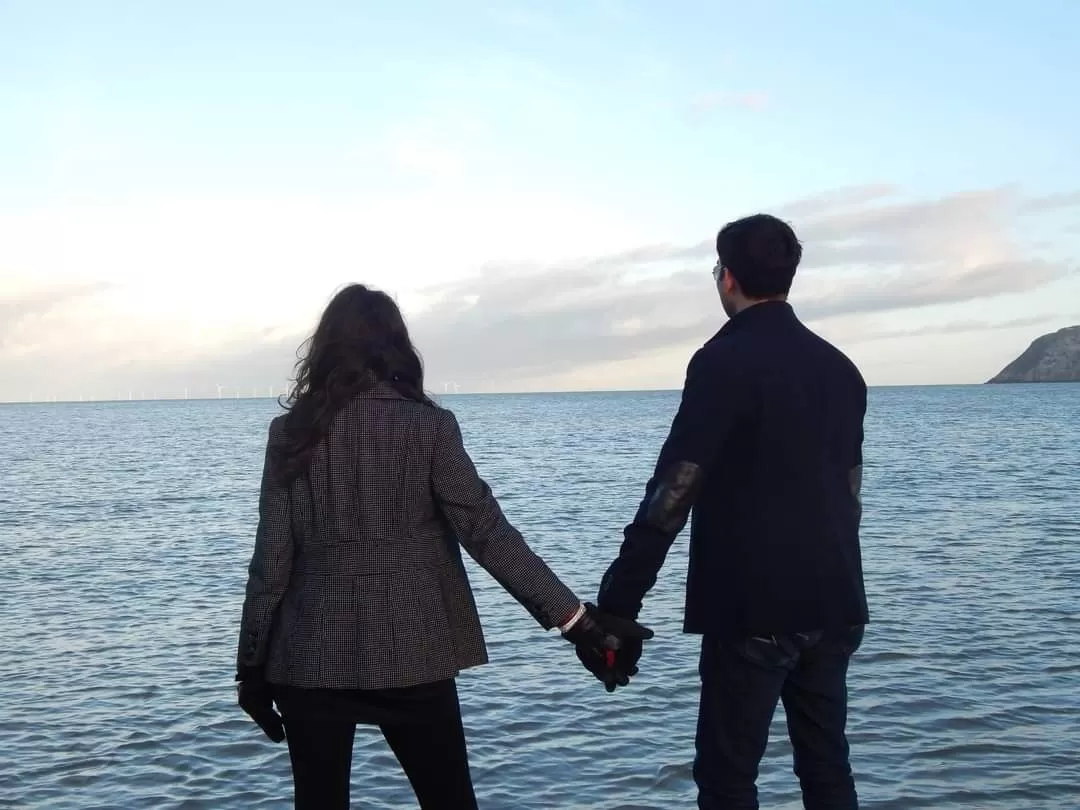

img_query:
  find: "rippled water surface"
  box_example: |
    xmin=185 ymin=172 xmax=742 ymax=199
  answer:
xmin=2 ymin=384 xmax=1079 ymax=809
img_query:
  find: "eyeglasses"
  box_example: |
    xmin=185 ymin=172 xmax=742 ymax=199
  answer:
xmin=712 ymin=260 xmax=724 ymax=283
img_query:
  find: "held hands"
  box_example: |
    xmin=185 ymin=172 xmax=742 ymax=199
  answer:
xmin=562 ymin=603 xmax=653 ymax=692
xmin=236 ymin=674 xmax=286 ymax=743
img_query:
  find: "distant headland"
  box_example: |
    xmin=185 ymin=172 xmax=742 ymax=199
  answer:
xmin=986 ymin=325 xmax=1080 ymax=383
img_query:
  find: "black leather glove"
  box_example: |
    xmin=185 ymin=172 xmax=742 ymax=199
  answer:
xmin=614 ymin=636 xmax=644 ymax=678
xmin=236 ymin=672 xmax=286 ymax=743
xmin=575 ymin=644 xmax=625 ymax=692
xmin=564 ymin=603 xmax=653 ymax=692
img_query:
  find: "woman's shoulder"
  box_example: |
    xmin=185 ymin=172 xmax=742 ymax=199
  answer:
xmin=266 ymin=412 xmax=289 ymax=441
xmin=398 ymin=397 xmax=457 ymax=433
xmin=384 ymin=396 xmax=462 ymax=440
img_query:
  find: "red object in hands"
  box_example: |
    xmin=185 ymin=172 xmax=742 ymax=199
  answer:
xmin=605 ymin=649 xmax=616 ymax=668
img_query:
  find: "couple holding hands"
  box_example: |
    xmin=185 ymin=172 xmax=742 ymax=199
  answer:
xmin=236 ymin=215 xmax=869 ymax=810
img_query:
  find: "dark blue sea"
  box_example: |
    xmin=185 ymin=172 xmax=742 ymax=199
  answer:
xmin=2 ymin=384 xmax=1078 ymax=809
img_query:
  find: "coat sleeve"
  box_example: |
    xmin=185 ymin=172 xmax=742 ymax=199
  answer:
xmin=236 ymin=421 xmax=294 ymax=678
xmin=597 ymin=347 xmax=744 ymax=619
xmin=431 ymin=407 xmax=581 ymax=630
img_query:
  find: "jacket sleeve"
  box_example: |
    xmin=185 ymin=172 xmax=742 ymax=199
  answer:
xmin=597 ymin=347 xmax=743 ymax=619
xmin=431 ymin=407 xmax=581 ymax=630
xmin=236 ymin=422 xmax=294 ymax=677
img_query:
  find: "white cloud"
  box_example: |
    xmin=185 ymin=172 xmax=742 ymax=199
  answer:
xmin=1 ymin=183 xmax=1077 ymax=400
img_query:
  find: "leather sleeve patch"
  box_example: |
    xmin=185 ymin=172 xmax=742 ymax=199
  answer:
xmin=644 ymin=461 xmax=704 ymax=534
xmin=848 ymin=465 xmax=863 ymax=500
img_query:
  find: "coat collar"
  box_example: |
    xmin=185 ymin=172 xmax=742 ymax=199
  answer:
xmin=355 ymin=381 xmax=408 ymax=399
xmin=710 ymin=300 xmax=796 ymax=343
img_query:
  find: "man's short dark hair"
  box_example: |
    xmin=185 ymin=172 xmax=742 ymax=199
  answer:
xmin=716 ymin=214 xmax=802 ymax=299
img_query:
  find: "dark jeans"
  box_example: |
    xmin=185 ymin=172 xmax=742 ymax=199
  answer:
xmin=694 ymin=625 xmax=864 ymax=810
xmin=278 ymin=678 xmax=478 ymax=810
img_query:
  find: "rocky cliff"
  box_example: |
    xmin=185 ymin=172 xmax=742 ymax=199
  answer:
xmin=986 ymin=325 xmax=1080 ymax=383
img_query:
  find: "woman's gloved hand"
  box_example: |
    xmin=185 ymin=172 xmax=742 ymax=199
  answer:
xmin=236 ymin=670 xmax=286 ymax=743
xmin=562 ymin=602 xmax=654 ymax=692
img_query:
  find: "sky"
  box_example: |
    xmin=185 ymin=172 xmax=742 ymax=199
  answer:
xmin=2 ymin=0 xmax=1079 ymax=401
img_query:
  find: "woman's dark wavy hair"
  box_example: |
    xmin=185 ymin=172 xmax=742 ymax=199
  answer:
xmin=272 ymin=284 xmax=435 ymax=483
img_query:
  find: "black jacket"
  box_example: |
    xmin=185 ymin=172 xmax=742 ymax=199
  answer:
xmin=598 ymin=301 xmax=868 ymax=639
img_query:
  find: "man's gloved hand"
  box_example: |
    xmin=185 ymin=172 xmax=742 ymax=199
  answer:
xmin=563 ymin=603 xmax=653 ymax=692
xmin=236 ymin=672 xmax=286 ymax=743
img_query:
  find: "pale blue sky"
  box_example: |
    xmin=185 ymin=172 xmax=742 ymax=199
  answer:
xmin=2 ymin=1 xmax=1078 ymax=399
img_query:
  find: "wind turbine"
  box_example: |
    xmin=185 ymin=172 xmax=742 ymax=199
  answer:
xmin=216 ymin=384 xmax=225 ymax=399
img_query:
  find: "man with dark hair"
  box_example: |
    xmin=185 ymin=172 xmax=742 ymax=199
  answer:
xmin=590 ymin=214 xmax=868 ymax=809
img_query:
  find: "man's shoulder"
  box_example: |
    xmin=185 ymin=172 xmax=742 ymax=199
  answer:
xmin=691 ymin=332 xmax=741 ymax=374
xmin=805 ymin=329 xmax=866 ymax=388
xmin=699 ymin=316 xmax=865 ymax=392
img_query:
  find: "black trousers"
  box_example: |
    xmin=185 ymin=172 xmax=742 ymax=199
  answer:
xmin=276 ymin=678 xmax=478 ymax=810
xmin=694 ymin=625 xmax=864 ymax=810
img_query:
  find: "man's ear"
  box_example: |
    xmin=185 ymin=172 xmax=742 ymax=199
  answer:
xmin=722 ymin=268 xmax=740 ymax=296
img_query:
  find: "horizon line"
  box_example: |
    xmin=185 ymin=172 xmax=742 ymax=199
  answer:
xmin=0 ymin=380 xmax=1045 ymax=406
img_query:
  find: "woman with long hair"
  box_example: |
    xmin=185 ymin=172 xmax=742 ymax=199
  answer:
xmin=234 ymin=284 xmax=651 ymax=809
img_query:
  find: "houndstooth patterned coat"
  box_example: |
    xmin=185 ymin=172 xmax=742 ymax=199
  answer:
xmin=235 ymin=384 xmax=582 ymax=690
